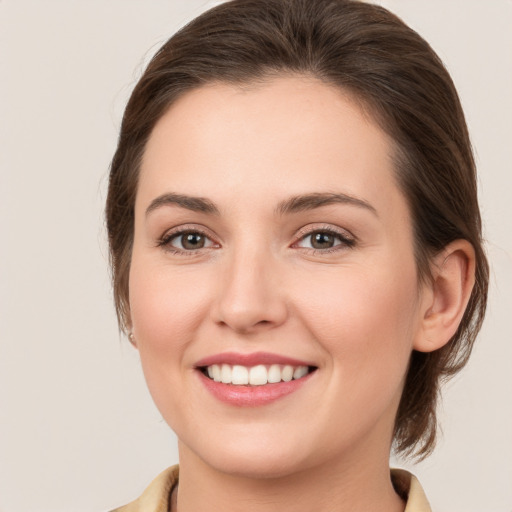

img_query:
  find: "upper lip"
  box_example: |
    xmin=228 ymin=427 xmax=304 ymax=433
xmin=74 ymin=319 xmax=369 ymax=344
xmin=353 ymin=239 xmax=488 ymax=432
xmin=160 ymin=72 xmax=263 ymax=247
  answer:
xmin=195 ymin=351 xmax=315 ymax=368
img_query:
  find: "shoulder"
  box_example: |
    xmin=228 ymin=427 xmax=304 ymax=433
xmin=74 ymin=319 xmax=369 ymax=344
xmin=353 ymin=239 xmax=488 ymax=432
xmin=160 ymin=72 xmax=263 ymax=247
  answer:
xmin=109 ymin=465 xmax=179 ymax=512
xmin=391 ymin=468 xmax=432 ymax=512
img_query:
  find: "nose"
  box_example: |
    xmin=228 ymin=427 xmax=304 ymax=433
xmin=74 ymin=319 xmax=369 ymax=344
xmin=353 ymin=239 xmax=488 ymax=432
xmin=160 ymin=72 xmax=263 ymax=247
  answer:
xmin=211 ymin=244 xmax=288 ymax=335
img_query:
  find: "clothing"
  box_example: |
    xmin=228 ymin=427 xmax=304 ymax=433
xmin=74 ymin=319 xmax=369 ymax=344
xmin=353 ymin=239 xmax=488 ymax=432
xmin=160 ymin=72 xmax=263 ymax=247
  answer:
xmin=110 ymin=465 xmax=431 ymax=512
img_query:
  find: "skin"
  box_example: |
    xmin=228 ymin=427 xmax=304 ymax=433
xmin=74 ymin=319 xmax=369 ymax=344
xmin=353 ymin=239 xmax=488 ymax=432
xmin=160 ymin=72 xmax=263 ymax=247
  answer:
xmin=128 ymin=76 xmax=474 ymax=512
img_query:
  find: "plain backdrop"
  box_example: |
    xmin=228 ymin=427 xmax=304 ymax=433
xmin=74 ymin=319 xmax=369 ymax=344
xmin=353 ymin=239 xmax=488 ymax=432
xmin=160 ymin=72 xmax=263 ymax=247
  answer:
xmin=1 ymin=1 xmax=511 ymax=511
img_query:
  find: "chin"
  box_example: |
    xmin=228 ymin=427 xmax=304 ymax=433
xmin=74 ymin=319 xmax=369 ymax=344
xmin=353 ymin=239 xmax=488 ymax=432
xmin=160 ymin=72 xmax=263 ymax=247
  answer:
xmin=181 ymin=430 xmax=316 ymax=480
xmin=209 ymin=452 xmax=308 ymax=480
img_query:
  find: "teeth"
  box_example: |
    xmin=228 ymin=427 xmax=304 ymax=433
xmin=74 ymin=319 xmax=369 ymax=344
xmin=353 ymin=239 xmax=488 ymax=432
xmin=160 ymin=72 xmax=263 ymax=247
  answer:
xmin=293 ymin=366 xmax=308 ymax=379
xmin=204 ymin=363 xmax=310 ymax=385
xmin=232 ymin=365 xmax=249 ymax=385
xmin=221 ymin=364 xmax=232 ymax=384
xmin=281 ymin=365 xmax=294 ymax=382
xmin=267 ymin=364 xmax=281 ymax=384
xmin=212 ymin=364 xmax=221 ymax=382
xmin=249 ymin=365 xmax=267 ymax=386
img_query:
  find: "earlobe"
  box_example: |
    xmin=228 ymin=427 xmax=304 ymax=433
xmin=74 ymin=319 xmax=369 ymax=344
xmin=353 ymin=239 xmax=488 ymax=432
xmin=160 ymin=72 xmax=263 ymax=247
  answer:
xmin=126 ymin=306 xmax=138 ymax=348
xmin=128 ymin=330 xmax=138 ymax=348
xmin=414 ymin=240 xmax=476 ymax=353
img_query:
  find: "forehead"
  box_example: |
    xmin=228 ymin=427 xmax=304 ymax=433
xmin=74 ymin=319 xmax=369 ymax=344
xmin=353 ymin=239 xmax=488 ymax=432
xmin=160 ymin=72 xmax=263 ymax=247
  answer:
xmin=138 ymin=76 xmax=404 ymax=219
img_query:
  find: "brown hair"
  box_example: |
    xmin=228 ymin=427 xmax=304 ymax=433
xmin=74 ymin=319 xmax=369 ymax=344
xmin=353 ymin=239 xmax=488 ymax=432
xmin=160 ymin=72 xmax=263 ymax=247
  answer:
xmin=106 ymin=0 xmax=489 ymax=459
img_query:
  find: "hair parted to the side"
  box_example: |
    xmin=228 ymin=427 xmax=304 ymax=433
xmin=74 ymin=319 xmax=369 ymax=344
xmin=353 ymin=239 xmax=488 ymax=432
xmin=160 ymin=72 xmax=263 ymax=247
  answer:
xmin=106 ymin=0 xmax=489 ymax=459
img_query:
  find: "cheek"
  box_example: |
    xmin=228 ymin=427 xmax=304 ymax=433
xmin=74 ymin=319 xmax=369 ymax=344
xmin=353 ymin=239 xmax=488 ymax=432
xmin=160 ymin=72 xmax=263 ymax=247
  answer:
xmin=128 ymin=257 xmax=212 ymax=359
xmin=127 ymin=257 xmax=216 ymax=426
xmin=294 ymin=259 xmax=419 ymax=382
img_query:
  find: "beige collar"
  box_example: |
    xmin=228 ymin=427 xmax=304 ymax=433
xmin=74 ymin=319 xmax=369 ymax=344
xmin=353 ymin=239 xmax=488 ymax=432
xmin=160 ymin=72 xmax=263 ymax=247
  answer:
xmin=392 ymin=468 xmax=432 ymax=512
xmin=111 ymin=465 xmax=431 ymax=512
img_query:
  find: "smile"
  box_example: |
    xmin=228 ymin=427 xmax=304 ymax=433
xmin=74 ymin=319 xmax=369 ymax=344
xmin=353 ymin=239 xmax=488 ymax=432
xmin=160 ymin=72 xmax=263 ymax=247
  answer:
xmin=202 ymin=364 xmax=312 ymax=386
xmin=195 ymin=352 xmax=318 ymax=406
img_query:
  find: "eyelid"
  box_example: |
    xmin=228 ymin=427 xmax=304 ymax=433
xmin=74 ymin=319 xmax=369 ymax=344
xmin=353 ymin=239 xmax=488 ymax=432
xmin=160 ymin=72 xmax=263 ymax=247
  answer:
xmin=157 ymin=224 xmax=220 ymax=253
xmin=291 ymin=224 xmax=357 ymax=250
xmin=294 ymin=223 xmax=355 ymax=241
xmin=156 ymin=223 xmax=355 ymax=255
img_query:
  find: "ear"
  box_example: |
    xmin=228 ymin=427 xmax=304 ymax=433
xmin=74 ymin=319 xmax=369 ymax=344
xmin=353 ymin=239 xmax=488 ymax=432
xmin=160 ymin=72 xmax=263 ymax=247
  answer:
xmin=127 ymin=327 xmax=138 ymax=349
xmin=414 ymin=240 xmax=476 ymax=353
xmin=125 ymin=305 xmax=138 ymax=349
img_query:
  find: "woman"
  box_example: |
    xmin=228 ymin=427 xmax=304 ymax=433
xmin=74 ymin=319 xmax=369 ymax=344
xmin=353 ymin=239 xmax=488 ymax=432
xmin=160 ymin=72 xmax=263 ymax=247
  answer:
xmin=106 ymin=0 xmax=488 ymax=510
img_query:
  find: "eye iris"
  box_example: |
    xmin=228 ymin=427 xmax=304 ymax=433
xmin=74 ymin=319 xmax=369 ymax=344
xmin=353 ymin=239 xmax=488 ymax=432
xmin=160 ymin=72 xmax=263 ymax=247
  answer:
xmin=311 ymin=232 xmax=335 ymax=249
xmin=182 ymin=232 xmax=205 ymax=250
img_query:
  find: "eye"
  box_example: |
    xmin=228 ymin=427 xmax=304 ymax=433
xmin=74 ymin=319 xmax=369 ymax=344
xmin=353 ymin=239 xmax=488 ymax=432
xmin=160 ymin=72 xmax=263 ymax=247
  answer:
xmin=158 ymin=228 xmax=217 ymax=253
xmin=295 ymin=228 xmax=355 ymax=251
xmin=175 ymin=231 xmax=211 ymax=250
xmin=300 ymin=231 xmax=340 ymax=250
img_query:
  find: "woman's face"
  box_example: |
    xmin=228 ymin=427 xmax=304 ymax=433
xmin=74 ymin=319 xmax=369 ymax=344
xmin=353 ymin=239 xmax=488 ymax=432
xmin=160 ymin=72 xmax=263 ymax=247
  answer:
xmin=129 ymin=76 xmax=428 ymax=477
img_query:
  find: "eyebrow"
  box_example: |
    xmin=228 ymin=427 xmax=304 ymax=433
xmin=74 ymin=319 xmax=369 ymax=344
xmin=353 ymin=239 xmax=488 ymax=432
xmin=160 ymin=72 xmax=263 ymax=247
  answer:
xmin=276 ymin=192 xmax=378 ymax=217
xmin=145 ymin=192 xmax=220 ymax=217
xmin=145 ymin=191 xmax=377 ymax=218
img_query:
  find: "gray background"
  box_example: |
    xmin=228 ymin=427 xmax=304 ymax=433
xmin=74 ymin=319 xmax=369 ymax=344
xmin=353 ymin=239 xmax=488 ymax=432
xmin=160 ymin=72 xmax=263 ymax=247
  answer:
xmin=1 ymin=1 xmax=511 ymax=511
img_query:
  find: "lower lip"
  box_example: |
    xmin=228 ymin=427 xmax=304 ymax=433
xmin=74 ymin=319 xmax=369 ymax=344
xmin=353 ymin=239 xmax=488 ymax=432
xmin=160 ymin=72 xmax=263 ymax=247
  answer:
xmin=197 ymin=371 xmax=314 ymax=407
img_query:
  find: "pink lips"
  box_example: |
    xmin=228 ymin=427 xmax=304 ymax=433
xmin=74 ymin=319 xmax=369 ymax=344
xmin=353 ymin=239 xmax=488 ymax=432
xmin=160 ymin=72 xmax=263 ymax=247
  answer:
xmin=195 ymin=351 xmax=316 ymax=407
xmin=195 ymin=351 xmax=314 ymax=368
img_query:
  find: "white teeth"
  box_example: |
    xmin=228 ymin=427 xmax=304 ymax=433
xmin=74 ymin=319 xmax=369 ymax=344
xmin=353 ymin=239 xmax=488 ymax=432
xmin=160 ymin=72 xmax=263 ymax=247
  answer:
xmin=212 ymin=364 xmax=221 ymax=382
xmin=249 ymin=365 xmax=267 ymax=386
xmin=221 ymin=364 xmax=232 ymax=384
xmin=204 ymin=363 xmax=310 ymax=385
xmin=231 ymin=365 xmax=249 ymax=385
xmin=267 ymin=364 xmax=281 ymax=383
xmin=293 ymin=366 xmax=308 ymax=379
xmin=282 ymin=365 xmax=294 ymax=382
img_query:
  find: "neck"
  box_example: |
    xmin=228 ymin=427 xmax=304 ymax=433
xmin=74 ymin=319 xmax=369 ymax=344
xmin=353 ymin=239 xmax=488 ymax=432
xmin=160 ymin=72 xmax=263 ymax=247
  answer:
xmin=175 ymin=442 xmax=405 ymax=512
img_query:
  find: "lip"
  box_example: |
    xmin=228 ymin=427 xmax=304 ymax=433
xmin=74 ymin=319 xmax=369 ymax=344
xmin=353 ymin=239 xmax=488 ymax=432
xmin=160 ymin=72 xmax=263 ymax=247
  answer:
xmin=195 ymin=352 xmax=317 ymax=407
xmin=195 ymin=351 xmax=314 ymax=368
xmin=197 ymin=370 xmax=315 ymax=407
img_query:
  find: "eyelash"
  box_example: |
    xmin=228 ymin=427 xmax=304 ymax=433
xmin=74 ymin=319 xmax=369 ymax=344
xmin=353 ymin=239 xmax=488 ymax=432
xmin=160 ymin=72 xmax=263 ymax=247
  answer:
xmin=292 ymin=225 xmax=356 ymax=254
xmin=157 ymin=225 xmax=356 ymax=256
xmin=157 ymin=225 xmax=217 ymax=256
